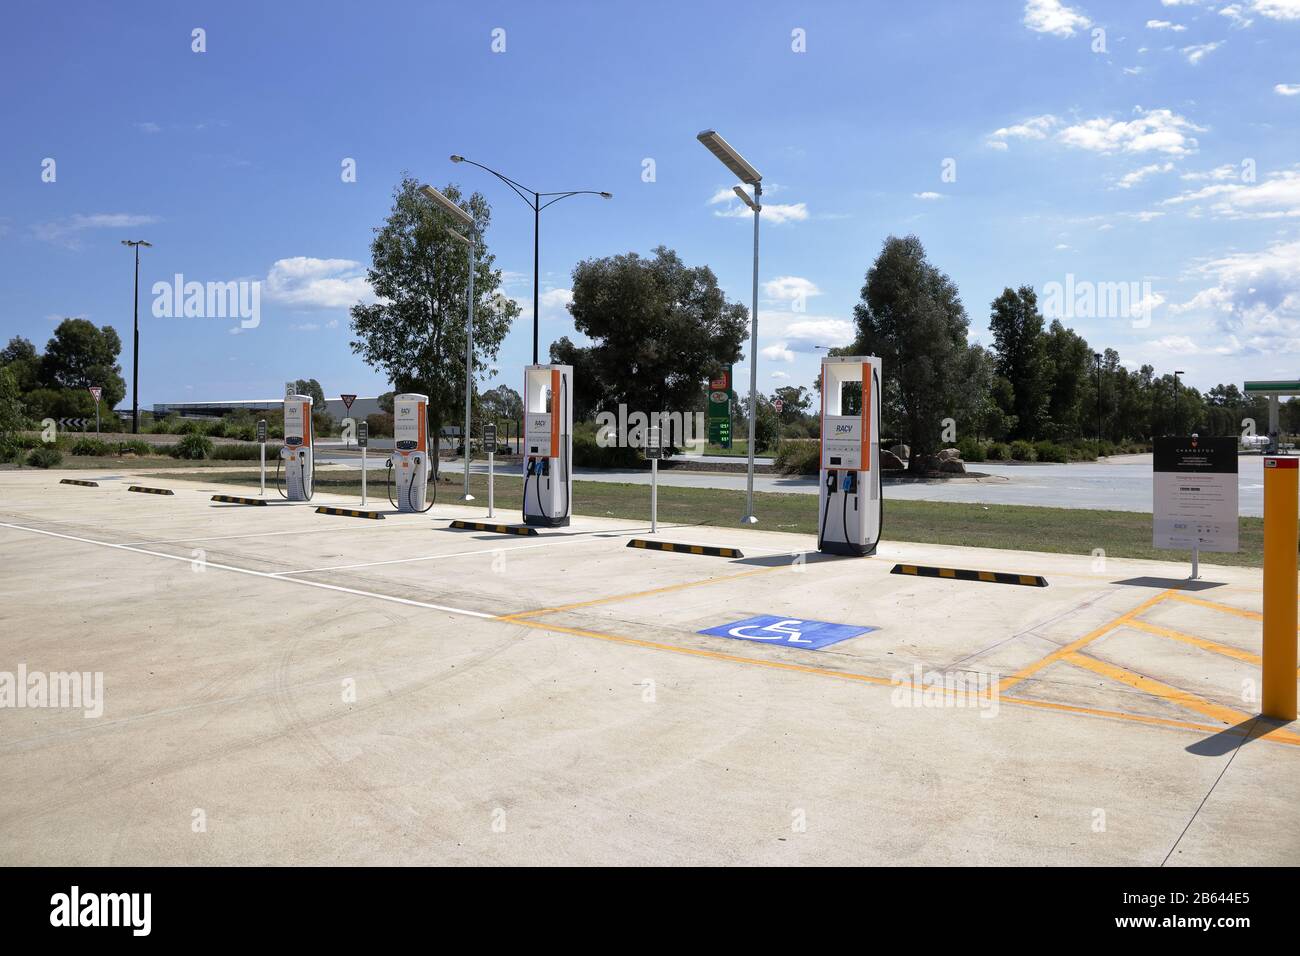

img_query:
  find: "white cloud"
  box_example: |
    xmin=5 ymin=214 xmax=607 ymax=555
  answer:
xmin=34 ymin=212 xmax=160 ymax=248
xmin=713 ymin=201 xmax=808 ymax=224
xmin=1146 ymin=19 xmax=1187 ymax=30
xmin=1023 ymin=0 xmax=1092 ymax=37
xmin=989 ymin=108 xmax=1203 ymax=156
xmin=762 ymin=276 xmax=821 ymax=301
xmin=1181 ymin=41 xmax=1224 ymax=65
xmin=761 ymin=344 xmax=796 ymax=362
xmin=508 ymin=286 xmax=573 ymax=323
xmin=1116 ymin=162 xmax=1175 ymax=188
xmin=1169 ymin=239 xmax=1300 ymax=354
xmin=913 ymin=191 xmax=944 ymax=200
xmin=1251 ymin=0 xmax=1300 ymax=21
xmin=760 ymin=315 xmax=856 ymax=351
xmin=1057 ymin=107 xmax=1204 ymax=156
xmin=134 ymin=122 xmax=161 ymax=133
xmin=1219 ymin=4 xmax=1254 ymax=27
xmin=1276 ymin=83 xmax=1300 ymax=96
xmin=1146 ymin=334 xmax=1238 ymax=355
xmin=1181 ymin=163 xmax=1239 ymax=182
xmin=987 ymin=114 xmax=1058 ymax=149
xmin=264 ymin=257 xmax=373 ymax=309
xmin=770 ymin=370 xmax=791 ymax=380
xmin=1162 ymin=167 xmax=1300 ymax=219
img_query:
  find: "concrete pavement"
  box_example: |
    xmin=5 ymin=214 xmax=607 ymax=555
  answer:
xmin=0 ymin=466 xmax=1295 ymax=865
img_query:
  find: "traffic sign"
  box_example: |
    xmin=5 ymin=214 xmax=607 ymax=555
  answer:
xmin=88 ymin=386 xmax=102 ymax=401
xmin=57 ymin=417 xmax=88 ymax=430
xmin=699 ymin=615 xmax=877 ymax=650
xmin=645 ymin=425 xmax=662 ymax=460
xmin=256 ymin=419 xmax=268 ymax=443
xmin=773 ymin=398 xmax=784 ymax=413
xmin=483 ymin=423 xmax=497 ymax=455
xmin=340 ymin=394 xmax=357 ymax=410
xmin=357 ymin=421 xmax=369 ymax=448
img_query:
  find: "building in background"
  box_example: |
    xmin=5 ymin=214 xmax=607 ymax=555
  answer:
xmin=152 ymin=396 xmax=383 ymax=421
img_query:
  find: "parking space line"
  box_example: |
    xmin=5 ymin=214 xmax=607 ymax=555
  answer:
xmin=274 ymin=535 xmax=597 ymax=575
xmin=1126 ymin=619 xmax=1264 ymax=666
xmin=0 ymin=521 xmax=495 ymax=620
xmin=997 ymin=589 xmax=1176 ymax=693
xmin=1062 ymin=651 xmax=1300 ymax=744
xmin=499 ymin=564 xmax=789 ymax=621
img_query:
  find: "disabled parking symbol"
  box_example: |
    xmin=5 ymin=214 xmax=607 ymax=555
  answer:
xmin=699 ymin=615 xmax=876 ymax=650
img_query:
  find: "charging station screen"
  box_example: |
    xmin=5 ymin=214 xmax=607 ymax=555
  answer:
xmin=527 ymin=413 xmax=552 ymax=456
xmin=394 ymin=403 xmax=420 ymax=451
xmin=284 ymin=401 xmax=307 ymax=447
xmin=822 ymin=415 xmax=862 ymax=469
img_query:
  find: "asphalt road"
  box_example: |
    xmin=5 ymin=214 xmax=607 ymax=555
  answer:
xmin=316 ymin=452 xmax=1265 ymax=517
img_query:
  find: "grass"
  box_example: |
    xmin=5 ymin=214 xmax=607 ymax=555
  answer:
xmin=163 ymin=465 xmax=1265 ymax=568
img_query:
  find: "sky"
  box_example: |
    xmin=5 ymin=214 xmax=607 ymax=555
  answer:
xmin=2 ymin=0 xmax=1298 ymax=409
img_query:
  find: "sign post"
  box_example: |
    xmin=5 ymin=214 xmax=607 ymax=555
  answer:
xmin=646 ymin=424 xmax=662 ymax=533
xmin=483 ymin=422 xmax=497 ymax=518
xmin=358 ymin=420 xmax=369 ymax=508
xmin=1262 ymin=455 xmax=1298 ymax=721
xmin=257 ymin=419 xmax=268 ymax=496
xmin=340 ymin=394 xmax=356 ymax=448
xmin=708 ymin=368 xmax=733 ymax=449
xmin=1153 ymin=436 xmax=1239 ymax=579
xmin=88 ymin=386 xmax=102 ymax=436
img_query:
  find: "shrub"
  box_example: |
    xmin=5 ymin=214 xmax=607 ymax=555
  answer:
xmin=1033 ymin=440 xmax=1069 ymax=463
xmin=956 ymin=436 xmax=986 ymax=463
xmin=70 ymin=438 xmax=109 ymax=456
xmin=120 ymin=439 xmax=155 ymax=456
xmin=26 ymin=445 xmax=63 ymax=468
xmin=212 ymin=442 xmax=278 ymax=460
xmin=774 ymin=439 xmax=820 ymax=475
xmin=366 ymin=413 xmax=394 ymax=438
xmin=1009 ymin=440 xmax=1036 ymax=461
xmin=0 ymin=441 xmax=21 ymax=464
xmin=171 ymin=433 xmax=214 ymax=460
xmin=572 ymin=422 xmax=640 ymax=468
xmin=985 ymin=442 xmax=1009 ymax=460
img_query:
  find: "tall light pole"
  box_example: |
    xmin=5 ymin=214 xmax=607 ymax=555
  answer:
xmin=420 ymin=184 xmax=478 ymax=502
xmin=1174 ymin=369 xmax=1185 ymax=435
xmin=121 ymin=239 xmax=152 ymax=433
xmin=1093 ymin=352 xmax=1103 ymax=457
xmin=449 ymin=155 xmax=611 ymax=364
xmin=697 ymin=129 xmax=763 ymax=525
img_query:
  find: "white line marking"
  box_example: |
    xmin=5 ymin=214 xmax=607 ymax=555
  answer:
xmin=0 ymin=521 xmax=495 ymax=620
xmin=274 ymin=535 xmax=594 ymax=575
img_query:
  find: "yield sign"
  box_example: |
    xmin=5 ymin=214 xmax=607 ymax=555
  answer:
xmin=340 ymin=394 xmax=357 ymax=410
xmin=88 ymin=386 xmax=103 ymax=401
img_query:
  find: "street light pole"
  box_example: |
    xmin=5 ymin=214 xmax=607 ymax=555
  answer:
xmin=1094 ymin=352 xmax=1102 ymax=457
xmin=419 ymin=184 xmax=479 ymax=501
xmin=121 ymin=239 xmax=152 ymax=434
xmin=449 ymin=155 xmax=611 ymax=364
xmin=698 ymin=130 xmax=763 ymax=525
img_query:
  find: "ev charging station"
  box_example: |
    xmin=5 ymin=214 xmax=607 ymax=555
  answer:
xmin=523 ymin=364 xmax=573 ymax=527
xmin=280 ymin=394 xmax=315 ymax=501
xmin=818 ymin=355 xmax=883 ymax=556
xmin=388 ymin=393 xmax=433 ymax=513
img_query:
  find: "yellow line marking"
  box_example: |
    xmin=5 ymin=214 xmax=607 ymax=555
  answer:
xmin=499 ymin=615 xmax=1300 ymax=747
xmin=1126 ymin=619 xmax=1263 ymax=666
xmin=1166 ymin=591 xmax=1300 ymax=632
xmin=997 ymin=589 xmax=1176 ymax=694
xmin=499 ymin=564 xmax=786 ymax=621
xmin=1062 ymin=651 xmax=1300 ymax=744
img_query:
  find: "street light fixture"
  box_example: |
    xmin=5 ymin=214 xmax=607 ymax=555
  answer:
xmin=448 ymin=154 xmax=611 ymax=364
xmin=419 ymin=183 xmax=478 ymax=501
xmin=121 ymin=239 xmax=153 ymax=434
xmin=698 ymin=129 xmax=763 ymax=525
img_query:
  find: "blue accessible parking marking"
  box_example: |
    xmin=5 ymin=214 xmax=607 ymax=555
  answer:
xmin=698 ymin=615 xmax=877 ymax=650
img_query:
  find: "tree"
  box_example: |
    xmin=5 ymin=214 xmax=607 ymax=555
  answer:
xmin=772 ymin=385 xmax=812 ymax=423
xmin=851 ymin=235 xmax=971 ymax=472
xmin=293 ymin=378 xmax=327 ymax=408
xmin=481 ymin=385 xmax=522 ymax=423
xmin=0 ymin=367 xmax=25 ymax=442
xmin=40 ymin=319 xmax=127 ymax=410
xmin=988 ymin=286 xmax=1049 ymax=440
xmin=0 ymin=336 xmax=40 ymax=393
xmin=1042 ymin=319 xmax=1092 ymax=441
xmin=559 ymin=246 xmax=748 ymax=423
xmin=349 ymin=177 xmax=518 ymax=456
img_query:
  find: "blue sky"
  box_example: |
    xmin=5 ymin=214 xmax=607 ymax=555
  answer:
xmin=2 ymin=0 xmax=1298 ymax=408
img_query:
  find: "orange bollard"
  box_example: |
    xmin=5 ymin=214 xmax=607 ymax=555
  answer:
xmin=1262 ymin=455 xmax=1298 ymax=721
